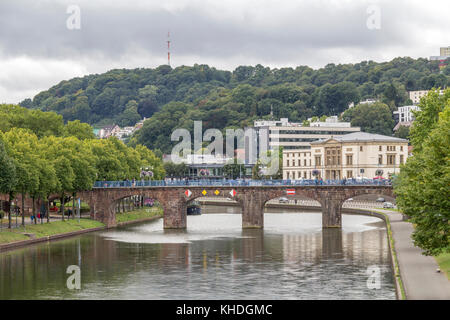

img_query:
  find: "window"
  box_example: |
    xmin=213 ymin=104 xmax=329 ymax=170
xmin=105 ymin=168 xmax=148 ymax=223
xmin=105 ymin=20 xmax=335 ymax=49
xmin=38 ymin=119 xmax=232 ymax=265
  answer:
xmin=346 ymin=155 xmax=353 ymax=165
xmin=400 ymin=155 xmax=404 ymax=164
xmin=315 ymin=156 xmax=321 ymax=166
xmin=379 ymin=146 xmax=382 ymax=151
xmin=304 ymin=159 xmax=307 ymax=166
xmin=298 ymin=160 xmax=301 ymax=167
xmin=347 ymin=170 xmax=353 ymax=178
xmin=378 ymin=155 xmax=383 ymax=165
xmin=287 ymin=160 xmax=290 ymax=167
xmin=387 ymin=155 xmax=396 ymax=165
xmin=400 ymin=146 xmax=403 ymax=151
xmin=360 ymin=146 xmax=363 ymax=152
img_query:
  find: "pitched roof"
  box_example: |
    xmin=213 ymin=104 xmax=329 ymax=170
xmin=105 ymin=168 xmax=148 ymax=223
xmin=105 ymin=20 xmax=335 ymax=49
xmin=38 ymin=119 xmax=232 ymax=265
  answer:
xmin=311 ymin=131 xmax=408 ymax=144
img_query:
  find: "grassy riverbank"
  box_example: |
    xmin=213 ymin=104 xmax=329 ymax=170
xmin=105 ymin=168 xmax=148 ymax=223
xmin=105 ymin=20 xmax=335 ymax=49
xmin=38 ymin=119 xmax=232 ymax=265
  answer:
xmin=0 ymin=219 xmax=105 ymax=244
xmin=435 ymin=253 xmax=450 ymax=279
xmin=116 ymin=207 xmax=163 ymax=223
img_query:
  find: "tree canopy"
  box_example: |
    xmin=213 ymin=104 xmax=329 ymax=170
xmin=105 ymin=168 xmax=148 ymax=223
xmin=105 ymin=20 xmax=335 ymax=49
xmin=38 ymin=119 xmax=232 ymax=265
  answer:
xmin=394 ymin=88 xmax=450 ymax=255
xmin=20 ymin=58 xmax=449 ymax=152
xmin=0 ymin=104 xmax=166 ymax=203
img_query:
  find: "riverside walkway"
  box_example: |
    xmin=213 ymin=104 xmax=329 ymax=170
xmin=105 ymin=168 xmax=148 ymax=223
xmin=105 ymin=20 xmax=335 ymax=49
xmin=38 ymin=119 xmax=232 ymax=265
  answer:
xmin=376 ymin=209 xmax=450 ymax=300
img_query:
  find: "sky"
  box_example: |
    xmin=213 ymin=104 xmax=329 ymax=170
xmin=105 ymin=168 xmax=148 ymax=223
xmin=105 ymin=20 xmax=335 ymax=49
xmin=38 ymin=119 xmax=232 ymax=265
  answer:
xmin=0 ymin=0 xmax=449 ymax=103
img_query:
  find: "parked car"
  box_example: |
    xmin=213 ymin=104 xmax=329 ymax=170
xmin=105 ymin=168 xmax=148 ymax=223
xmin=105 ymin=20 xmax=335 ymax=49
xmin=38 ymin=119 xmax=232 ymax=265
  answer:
xmin=383 ymin=202 xmax=395 ymax=208
xmin=278 ymin=197 xmax=289 ymax=204
xmin=376 ymin=197 xmax=385 ymax=202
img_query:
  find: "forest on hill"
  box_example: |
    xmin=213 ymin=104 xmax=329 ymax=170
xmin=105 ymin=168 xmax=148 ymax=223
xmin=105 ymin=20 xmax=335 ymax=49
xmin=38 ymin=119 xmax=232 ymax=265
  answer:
xmin=21 ymin=57 xmax=450 ymax=153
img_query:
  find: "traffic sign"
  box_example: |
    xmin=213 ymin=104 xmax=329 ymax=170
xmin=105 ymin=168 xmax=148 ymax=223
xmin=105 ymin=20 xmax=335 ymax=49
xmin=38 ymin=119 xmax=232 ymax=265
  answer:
xmin=185 ymin=189 xmax=192 ymax=197
xmin=214 ymin=190 xmax=220 ymax=196
xmin=286 ymin=189 xmax=295 ymax=195
xmin=202 ymin=190 xmax=207 ymax=196
xmin=229 ymin=189 xmax=237 ymax=197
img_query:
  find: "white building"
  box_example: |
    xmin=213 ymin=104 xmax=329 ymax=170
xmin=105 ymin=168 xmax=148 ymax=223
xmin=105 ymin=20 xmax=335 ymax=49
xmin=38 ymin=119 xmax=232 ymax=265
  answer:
xmin=393 ymin=105 xmax=420 ymax=124
xmin=254 ymin=117 xmax=360 ymax=152
xmin=348 ymin=98 xmax=378 ymax=109
xmin=98 ymin=125 xmax=120 ymax=139
xmin=283 ymin=132 xmax=409 ymax=180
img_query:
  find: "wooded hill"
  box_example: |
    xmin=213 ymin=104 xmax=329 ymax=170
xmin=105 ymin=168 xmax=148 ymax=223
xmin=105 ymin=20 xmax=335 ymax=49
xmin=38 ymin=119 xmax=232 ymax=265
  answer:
xmin=21 ymin=57 xmax=450 ymax=153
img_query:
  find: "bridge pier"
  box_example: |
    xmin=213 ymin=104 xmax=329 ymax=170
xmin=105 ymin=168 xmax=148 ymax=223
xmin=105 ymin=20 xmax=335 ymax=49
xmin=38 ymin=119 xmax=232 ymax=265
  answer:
xmin=162 ymin=199 xmax=187 ymax=229
xmin=241 ymin=192 xmax=264 ymax=229
xmin=317 ymin=191 xmax=344 ymax=228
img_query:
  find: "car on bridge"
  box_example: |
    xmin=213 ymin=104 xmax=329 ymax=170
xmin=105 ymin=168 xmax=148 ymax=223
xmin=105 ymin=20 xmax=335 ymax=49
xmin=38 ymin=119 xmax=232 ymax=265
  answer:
xmin=278 ymin=197 xmax=289 ymax=204
xmin=383 ymin=202 xmax=395 ymax=209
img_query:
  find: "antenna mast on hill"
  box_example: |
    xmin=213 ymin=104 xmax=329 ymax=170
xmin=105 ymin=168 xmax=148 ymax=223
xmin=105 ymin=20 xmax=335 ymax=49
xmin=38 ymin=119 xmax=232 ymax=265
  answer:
xmin=167 ymin=31 xmax=171 ymax=66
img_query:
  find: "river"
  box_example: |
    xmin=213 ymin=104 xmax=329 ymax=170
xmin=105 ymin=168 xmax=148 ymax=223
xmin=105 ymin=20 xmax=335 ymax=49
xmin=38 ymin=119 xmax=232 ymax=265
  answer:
xmin=0 ymin=207 xmax=396 ymax=300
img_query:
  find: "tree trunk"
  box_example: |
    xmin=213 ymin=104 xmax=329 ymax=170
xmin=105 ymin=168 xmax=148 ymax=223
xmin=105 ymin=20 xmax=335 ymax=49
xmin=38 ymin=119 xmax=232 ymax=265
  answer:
xmin=32 ymin=196 xmax=36 ymax=225
xmin=8 ymin=193 xmax=12 ymax=229
xmin=61 ymin=195 xmax=65 ymax=222
xmin=46 ymin=198 xmax=50 ymax=223
xmin=21 ymin=193 xmax=25 ymax=227
xmin=72 ymin=193 xmax=75 ymax=220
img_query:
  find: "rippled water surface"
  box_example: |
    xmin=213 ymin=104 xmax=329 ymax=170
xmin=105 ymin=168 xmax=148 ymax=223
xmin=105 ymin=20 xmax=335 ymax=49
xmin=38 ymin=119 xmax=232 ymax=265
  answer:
xmin=0 ymin=210 xmax=396 ymax=300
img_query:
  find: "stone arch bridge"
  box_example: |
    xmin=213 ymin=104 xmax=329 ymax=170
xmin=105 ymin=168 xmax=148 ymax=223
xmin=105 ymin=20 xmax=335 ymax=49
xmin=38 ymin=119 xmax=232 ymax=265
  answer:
xmin=75 ymin=185 xmax=394 ymax=229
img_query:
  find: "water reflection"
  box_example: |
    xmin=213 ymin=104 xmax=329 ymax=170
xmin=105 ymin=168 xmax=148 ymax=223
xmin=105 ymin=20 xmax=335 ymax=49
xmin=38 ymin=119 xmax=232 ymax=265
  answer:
xmin=0 ymin=212 xmax=395 ymax=300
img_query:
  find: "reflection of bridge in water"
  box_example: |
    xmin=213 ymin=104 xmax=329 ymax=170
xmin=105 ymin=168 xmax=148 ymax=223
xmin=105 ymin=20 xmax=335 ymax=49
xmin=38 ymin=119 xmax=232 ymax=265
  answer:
xmin=75 ymin=180 xmax=395 ymax=229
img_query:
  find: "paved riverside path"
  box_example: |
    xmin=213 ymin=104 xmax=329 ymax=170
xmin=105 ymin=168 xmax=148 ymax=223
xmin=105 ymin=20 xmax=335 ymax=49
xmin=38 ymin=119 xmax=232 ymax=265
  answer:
xmin=376 ymin=209 xmax=450 ymax=300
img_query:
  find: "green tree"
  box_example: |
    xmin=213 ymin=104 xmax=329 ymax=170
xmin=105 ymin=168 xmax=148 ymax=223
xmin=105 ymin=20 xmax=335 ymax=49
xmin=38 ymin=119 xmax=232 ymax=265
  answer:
xmin=135 ymin=144 xmax=165 ymax=180
xmin=394 ymin=125 xmax=410 ymax=140
xmin=64 ymin=120 xmax=96 ymax=140
xmin=223 ymin=159 xmax=245 ymax=179
xmin=342 ymin=102 xmax=395 ymax=136
xmin=1 ymin=129 xmax=40 ymax=227
xmin=395 ymin=89 xmax=450 ymax=255
xmin=0 ymin=138 xmax=17 ymax=225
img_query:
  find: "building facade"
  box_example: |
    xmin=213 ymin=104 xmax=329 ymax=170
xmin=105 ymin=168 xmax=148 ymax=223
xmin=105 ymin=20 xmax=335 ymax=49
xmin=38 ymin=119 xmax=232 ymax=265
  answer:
xmin=409 ymin=89 xmax=444 ymax=105
xmin=283 ymin=132 xmax=409 ymax=180
xmin=393 ymin=105 xmax=420 ymax=123
xmin=254 ymin=117 xmax=360 ymax=152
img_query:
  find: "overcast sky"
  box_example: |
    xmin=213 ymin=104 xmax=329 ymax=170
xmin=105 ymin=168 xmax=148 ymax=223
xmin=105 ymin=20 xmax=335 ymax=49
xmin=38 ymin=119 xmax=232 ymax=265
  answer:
xmin=0 ymin=0 xmax=449 ymax=103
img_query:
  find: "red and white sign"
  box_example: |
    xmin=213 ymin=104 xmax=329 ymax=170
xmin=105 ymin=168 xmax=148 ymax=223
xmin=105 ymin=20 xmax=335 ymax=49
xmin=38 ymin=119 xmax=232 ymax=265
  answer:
xmin=229 ymin=189 xmax=237 ymax=197
xmin=286 ymin=189 xmax=296 ymax=195
xmin=185 ymin=189 xmax=192 ymax=197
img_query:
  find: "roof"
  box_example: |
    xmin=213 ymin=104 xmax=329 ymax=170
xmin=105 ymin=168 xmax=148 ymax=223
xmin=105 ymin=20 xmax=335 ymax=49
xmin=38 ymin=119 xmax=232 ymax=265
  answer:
xmin=311 ymin=131 xmax=408 ymax=144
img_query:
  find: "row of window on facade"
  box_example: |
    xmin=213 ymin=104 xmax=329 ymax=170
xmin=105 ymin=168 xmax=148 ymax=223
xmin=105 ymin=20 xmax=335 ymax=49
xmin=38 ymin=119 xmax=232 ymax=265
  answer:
xmin=285 ymin=145 xmax=404 ymax=159
xmin=285 ymin=154 xmax=405 ymax=167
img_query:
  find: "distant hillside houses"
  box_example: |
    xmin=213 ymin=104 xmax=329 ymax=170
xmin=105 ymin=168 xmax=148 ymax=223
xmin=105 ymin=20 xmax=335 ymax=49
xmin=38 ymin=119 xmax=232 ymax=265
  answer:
xmin=96 ymin=118 xmax=146 ymax=140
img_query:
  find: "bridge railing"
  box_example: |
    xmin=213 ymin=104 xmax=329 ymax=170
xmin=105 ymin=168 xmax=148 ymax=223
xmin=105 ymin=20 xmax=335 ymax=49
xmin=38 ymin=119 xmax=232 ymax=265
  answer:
xmin=93 ymin=179 xmax=392 ymax=188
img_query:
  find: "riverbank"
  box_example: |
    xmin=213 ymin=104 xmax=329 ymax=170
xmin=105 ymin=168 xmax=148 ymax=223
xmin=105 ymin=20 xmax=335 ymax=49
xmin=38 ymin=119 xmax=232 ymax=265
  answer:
xmin=435 ymin=253 xmax=450 ymax=280
xmin=369 ymin=208 xmax=450 ymax=300
xmin=0 ymin=207 xmax=163 ymax=251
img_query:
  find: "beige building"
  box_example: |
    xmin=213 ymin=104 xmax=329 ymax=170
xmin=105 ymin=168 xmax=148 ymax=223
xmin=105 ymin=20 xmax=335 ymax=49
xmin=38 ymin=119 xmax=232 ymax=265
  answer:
xmin=283 ymin=132 xmax=409 ymax=180
xmin=440 ymin=47 xmax=450 ymax=57
xmin=409 ymin=89 xmax=444 ymax=105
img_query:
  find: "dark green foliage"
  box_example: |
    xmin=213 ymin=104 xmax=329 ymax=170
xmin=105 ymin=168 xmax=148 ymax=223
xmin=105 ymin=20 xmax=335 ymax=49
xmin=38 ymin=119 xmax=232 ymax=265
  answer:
xmin=23 ymin=58 xmax=448 ymax=152
xmin=342 ymin=102 xmax=395 ymax=136
xmin=0 ymin=139 xmax=16 ymax=195
xmin=395 ymin=89 xmax=450 ymax=255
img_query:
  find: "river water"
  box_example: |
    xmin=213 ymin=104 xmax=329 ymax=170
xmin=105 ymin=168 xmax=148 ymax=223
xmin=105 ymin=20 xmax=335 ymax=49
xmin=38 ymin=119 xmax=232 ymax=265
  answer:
xmin=0 ymin=207 xmax=396 ymax=300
